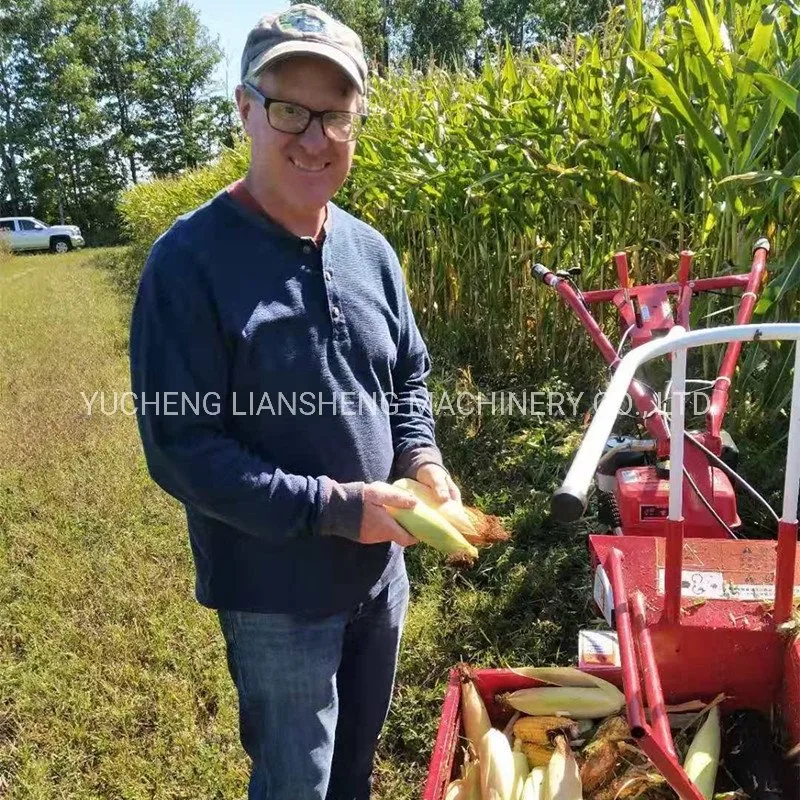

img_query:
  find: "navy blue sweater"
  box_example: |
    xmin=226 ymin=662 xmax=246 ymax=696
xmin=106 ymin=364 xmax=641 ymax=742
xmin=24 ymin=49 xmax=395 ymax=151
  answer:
xmin=129 ymin=188 xmax=443 ymax=614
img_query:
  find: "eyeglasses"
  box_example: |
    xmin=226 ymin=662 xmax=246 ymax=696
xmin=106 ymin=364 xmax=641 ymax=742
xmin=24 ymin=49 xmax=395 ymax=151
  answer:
xmin=244 ymin=82 xmax=367 ymax=142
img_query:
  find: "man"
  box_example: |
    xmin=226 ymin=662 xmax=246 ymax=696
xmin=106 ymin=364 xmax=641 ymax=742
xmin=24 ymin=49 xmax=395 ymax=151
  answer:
xmin=129 ymin=4 xmax=458 ymax=799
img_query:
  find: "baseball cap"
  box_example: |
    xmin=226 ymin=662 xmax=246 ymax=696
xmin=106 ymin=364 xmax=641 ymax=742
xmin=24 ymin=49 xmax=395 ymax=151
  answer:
xmin=241 ymin=4 xmax=368 ymax=94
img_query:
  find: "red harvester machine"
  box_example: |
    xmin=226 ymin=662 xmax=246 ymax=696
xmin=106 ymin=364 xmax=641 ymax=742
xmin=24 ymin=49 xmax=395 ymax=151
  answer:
xmin=424 ymin=241 xmax=800 ymax=799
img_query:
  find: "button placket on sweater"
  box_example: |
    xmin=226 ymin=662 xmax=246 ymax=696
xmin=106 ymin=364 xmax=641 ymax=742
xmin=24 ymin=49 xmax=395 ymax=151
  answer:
xmin=318 ymin=240 xmax=349 ymax=348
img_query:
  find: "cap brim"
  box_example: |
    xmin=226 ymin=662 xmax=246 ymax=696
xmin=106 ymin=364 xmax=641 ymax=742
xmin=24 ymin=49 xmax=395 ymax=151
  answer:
xmin=246 ymin=40 xmax=365 ymax=94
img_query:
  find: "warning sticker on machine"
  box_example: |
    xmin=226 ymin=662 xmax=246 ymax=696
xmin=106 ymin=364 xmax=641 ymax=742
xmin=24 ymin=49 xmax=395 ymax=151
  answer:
xmin=657 ymin=569 xmax=724 ymax=598
xmin=579 ymin=630 xmax=620 ymax=668
xmin=656 ymin=568 xmax=800 ymax=601
xmin=640 ymin=505 xmax=669 ymax=520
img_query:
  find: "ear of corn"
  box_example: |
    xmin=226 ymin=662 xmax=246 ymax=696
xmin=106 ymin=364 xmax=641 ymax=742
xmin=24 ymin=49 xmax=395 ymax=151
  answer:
xmin=445 ymin=753 xmax=483 ymax=800
xmin=514 ymin=715 xmax=579 ymax=745
xmin=385 ymin=480 xmax=478 ymax=559
xmin=501 ymin=687 xmax=622 ymax=719
xmin=683 ymin=706 xmax=721 ymax=800
xmin=502 ymin=669 xmax=624 ymax=720
xmin=521 ymin=767 xmax=547 ymax=800
xmin=444 ymin=778 xmax=465 ymax=800
xmin=479 ymin=728 xmax=517 ymax=800
xmin=520 ymin=741 xmax=555 ymax=768
xmin=392 ymin=478 xmax=509 ymax=546
xmin=546 ymin=735 xmax=583 ymax=800
xmin=458 ymin=666 xmax=492 ymax=753
xmin=512 ymin=740 xmax=531 ymax=800
xmin=585 ymin=715 xmax=630 ymax=746
xmin=462 ymin=756 xmax=481 ymax=800
xmin=578 ymin=740 xmax=618 ymax=793
xmin=510 ymin=668 xmax=624 ymax=699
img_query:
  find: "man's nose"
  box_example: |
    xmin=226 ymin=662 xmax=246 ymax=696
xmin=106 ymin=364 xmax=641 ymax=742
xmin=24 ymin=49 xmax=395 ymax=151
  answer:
xmin=298 ymin=117 xmax=328 ymax=153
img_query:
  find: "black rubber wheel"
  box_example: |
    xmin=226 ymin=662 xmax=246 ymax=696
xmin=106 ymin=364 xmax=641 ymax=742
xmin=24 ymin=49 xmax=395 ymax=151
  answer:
xmin=50 ymin=237 xmax=72 ymax=254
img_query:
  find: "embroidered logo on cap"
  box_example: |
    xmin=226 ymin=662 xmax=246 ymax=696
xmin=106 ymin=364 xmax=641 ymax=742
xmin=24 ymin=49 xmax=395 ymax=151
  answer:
xmin=277 ymin=8 xmax=328 ymax=35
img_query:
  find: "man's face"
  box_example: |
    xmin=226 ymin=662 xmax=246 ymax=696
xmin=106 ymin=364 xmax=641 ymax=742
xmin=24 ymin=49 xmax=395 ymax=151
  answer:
xmin=237 ymin=56 xmax=360 ymax=214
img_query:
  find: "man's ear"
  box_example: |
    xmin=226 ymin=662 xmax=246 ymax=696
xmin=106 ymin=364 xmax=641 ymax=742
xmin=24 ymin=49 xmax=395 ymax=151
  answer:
xmin=235 ymin=85 xmax=252 ymax=133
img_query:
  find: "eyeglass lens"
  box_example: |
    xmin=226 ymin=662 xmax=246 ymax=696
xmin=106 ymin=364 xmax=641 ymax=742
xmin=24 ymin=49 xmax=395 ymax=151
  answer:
xmin=268 ymin=102 xmax=362 ymax=141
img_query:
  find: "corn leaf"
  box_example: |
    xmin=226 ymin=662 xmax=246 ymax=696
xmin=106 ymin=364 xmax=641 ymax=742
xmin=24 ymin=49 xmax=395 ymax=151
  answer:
xmin=632 ymin=51 xmax=728 ymax=176
xmin=736 ymin=5 xmax=778 ymax=107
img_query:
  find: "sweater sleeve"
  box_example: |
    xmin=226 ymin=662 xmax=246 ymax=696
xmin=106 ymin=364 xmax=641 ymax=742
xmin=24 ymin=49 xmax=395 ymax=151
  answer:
xmin=386 ymin=248 xmax=446 ymax=480
xmin=129 ymin=233 xmax=364 ymax=543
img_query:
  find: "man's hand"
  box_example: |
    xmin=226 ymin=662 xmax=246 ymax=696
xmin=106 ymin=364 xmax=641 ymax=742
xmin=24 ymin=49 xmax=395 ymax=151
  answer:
xmin=358 ymin=482 xmax=418 ymax=547
xmin=415 ymin=463 xmax=461 ymax=503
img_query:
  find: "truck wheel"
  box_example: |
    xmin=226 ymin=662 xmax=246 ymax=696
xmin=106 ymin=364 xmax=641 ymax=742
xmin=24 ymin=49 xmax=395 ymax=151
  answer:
xmin=50 ymin=237 xmax=71 ymax=254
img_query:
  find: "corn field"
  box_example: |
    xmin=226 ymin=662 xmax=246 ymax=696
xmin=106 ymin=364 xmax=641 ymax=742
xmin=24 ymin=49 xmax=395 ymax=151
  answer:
xmin=119 ymin=0 xmax=800 ymax=411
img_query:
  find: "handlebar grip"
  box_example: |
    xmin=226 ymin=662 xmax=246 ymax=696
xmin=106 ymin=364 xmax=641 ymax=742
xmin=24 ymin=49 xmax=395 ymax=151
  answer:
xmin=531 ymin=263 xmax=552 ymax=282
xmin=550 ymin=486 xmax=587 ymax=523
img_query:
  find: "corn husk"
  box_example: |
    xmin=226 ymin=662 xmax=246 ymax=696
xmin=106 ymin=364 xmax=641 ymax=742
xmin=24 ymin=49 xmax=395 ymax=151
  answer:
xmin=579 ymin=740 xmax=618 ymax=793
xmin=461 ymin=756 xmax=481 ymax=800
xmin=445 ymin=778 xmax=465 ymax=800
xmin=547 ymin=735 xmax=583 ymax=800
xmin=385 ymin=479 xmax=478 ymax=559
xmin=500 ymin=668 xmax=624 ymax=719
xmin=590 ymin=767 xmax=668 ymax=800
xmin=458 ymin=665 xmax=492 ymax=754
xmin=512 ymin=739 xmax=531 ymax=799
xmin=521 ymin=767 xmax=547 ymax=800
xmin=683 ymin=706 xmax=720 ymax=800
xmin=501 ymin=687 xmax=622 ymax=720
xmin=479 ymin=728 xmax=517 ymax=800
xmin=391 ymin=478 xmax=509 ymax=546
xmin=586 ymin=715 xmax=630 ymax=745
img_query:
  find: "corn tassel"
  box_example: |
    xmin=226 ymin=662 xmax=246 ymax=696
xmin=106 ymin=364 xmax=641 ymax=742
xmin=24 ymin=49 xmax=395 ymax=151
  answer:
xmin=458 ymin=665 xmax=492 ymax=753
xmin=479 ymin=728 xmax=517 ymax=800
xmin=391 ymin=478 xmax=508 ymax=546
xmin=513 ymin=715 xmax=579 ymax=745
xmin=546 ymin=735 xmax=582 ymax=800
xmin=683 ymin=706 xmax=721 ymax=800
xmin=385 ymin=479 xmax=478 ymax=559
xmin=521 ymin=767 xmax=547 ymax=800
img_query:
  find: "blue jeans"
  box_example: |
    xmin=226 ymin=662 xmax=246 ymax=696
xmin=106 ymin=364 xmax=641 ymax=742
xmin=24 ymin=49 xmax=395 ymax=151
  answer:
xmin=217 ymin=569 xmax=409 ymax=800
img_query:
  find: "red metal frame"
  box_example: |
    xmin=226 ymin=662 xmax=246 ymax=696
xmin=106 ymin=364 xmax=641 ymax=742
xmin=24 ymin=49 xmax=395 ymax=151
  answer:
xmin=536 ymin=245 xmax=768 ymax=453
xmin=536 ymin=244 xmax=769 ymax=542
xmin=590 ymin=521 xmax=800 ymax=797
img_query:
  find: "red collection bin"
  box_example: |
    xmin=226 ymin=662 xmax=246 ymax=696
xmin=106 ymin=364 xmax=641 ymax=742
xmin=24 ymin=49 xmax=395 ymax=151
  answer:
xmin=421 ymin=666 xmax=622 ymax=800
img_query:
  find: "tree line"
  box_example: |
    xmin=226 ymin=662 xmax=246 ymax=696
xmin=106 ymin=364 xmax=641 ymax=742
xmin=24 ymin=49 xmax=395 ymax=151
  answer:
xmin=1 ymin=0 xmax=236 ymax=244
xmin=1 ymin=0 xmax=659 ymax=245
xmin=317 ymin=0 xmax=650 ymax=72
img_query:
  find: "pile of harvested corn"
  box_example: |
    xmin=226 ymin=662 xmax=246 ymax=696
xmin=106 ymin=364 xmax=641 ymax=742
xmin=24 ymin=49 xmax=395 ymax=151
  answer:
xmin=446 ymin=667 xmax=787 ymax=800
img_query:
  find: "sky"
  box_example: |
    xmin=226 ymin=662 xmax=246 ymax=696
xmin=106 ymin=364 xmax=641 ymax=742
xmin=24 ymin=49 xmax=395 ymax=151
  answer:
xmin=187 ymin=0 xmax=287 ymax=96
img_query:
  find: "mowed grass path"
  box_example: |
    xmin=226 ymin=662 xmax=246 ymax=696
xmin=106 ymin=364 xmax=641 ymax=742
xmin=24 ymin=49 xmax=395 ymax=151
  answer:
xmin=0 ymin=251 xmax=248 ymax=798
xmin=0 ymin=250 xmax=592 ymax=800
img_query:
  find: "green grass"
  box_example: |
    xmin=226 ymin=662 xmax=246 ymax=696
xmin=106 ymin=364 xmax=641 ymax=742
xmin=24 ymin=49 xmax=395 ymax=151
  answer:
xmin=0 ymin=250 xmax=597 ymax=799
xmin=0 ymin=251 xmax=247 ymax=798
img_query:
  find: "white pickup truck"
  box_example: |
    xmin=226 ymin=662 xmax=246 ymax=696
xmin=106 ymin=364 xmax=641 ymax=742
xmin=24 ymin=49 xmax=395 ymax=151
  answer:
xmin=0 ymin=216 xmax=85 ymax=254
